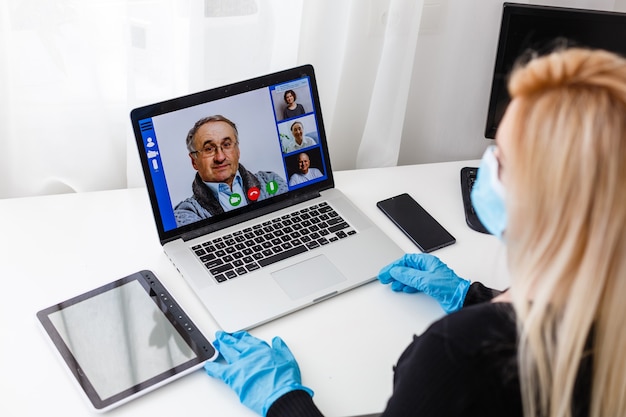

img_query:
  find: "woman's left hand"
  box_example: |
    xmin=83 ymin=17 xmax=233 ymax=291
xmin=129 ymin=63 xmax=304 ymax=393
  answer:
xmin=204 ymin=330 xmax=313 ymax=416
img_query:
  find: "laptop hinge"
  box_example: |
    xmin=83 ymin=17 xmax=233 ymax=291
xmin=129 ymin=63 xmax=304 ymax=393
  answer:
xmin=177 ymin=190 xmax=322 ymax=242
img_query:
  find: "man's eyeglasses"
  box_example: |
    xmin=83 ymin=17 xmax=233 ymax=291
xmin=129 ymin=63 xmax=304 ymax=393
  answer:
xmin=192 ymin=140 xmax=238 ymax=158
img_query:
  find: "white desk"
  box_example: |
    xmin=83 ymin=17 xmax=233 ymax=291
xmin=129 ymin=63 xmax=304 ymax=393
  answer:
xmin=0 ymin=160 xmax=508 ymax=417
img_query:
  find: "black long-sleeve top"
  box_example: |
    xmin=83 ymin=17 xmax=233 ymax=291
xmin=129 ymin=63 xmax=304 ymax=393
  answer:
xmin=269 ymin=281 xmax=593 ymax=417
xmin=268 ymin=283 xmax=517 ymax=417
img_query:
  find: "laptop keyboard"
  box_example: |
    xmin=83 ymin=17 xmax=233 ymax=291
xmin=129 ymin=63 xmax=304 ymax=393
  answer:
xmin=191 ymin=202 xmax=357 ymax=283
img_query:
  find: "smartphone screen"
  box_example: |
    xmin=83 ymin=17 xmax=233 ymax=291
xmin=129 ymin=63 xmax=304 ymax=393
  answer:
xmin=377 ymin=193 xmax=456 ymax=253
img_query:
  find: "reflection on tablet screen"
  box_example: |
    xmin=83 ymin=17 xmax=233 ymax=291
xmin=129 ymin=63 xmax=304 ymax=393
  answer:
xmin=37 ymin=271 xmax=216 ymax=412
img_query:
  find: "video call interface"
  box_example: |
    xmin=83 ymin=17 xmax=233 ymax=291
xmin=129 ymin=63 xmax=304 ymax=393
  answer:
xmin=138 ymin=76 xmax=328 ymax=232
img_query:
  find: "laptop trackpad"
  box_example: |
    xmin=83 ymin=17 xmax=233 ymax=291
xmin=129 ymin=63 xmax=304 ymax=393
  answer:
xmin=272 ymin=255 xmax=347 ymax=300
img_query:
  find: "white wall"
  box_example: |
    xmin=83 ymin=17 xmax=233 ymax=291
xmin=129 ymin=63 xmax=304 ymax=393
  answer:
xmin=3 ymin=0 xmax=626 ymax=198
xmin=398 ymin=0 xmax=626 ymax=166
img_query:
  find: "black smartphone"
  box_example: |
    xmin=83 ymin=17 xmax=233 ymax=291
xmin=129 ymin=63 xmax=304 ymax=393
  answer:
xmin=377 ymin=193 xmax=456 ymax=253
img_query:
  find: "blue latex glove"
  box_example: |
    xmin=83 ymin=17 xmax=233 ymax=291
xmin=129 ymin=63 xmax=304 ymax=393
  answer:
xmin=204 ymin=330 xmax=313 ymax=416
xmin=378 ymin=253 xmax=470 ymax=313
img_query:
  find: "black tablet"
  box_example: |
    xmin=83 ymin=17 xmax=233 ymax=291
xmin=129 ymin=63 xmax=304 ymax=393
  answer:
xmin=37 ymin=270 xmax=217 ymax=412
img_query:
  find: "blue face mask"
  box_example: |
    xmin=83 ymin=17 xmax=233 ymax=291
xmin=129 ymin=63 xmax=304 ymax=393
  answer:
xmin=471 ymin=146 xmax=507 ymax=239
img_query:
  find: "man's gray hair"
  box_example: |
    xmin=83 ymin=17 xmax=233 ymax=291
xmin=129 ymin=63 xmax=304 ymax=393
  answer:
xmin=185 ymin=115 xmax=238 ymax=153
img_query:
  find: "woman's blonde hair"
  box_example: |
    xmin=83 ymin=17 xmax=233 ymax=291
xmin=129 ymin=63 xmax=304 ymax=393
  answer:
xmin=505 ymin=48 xmax=626 ymax=417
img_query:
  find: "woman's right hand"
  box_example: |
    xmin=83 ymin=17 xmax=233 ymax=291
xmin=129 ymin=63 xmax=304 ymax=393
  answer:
xmin=378 ymin=253 xmax=470 ymax=313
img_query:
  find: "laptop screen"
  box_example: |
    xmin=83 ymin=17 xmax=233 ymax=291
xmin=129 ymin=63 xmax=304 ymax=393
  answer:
xmin=131 ymin=65 xmax=334 ymax=243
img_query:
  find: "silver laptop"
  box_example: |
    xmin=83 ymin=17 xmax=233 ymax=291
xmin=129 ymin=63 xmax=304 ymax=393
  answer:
xmin=130 ymin=65 xmax=403 ymax=332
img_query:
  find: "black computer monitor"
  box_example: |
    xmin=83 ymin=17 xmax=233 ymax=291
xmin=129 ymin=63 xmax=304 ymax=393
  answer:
xmin=484 ymin=3 xmax=626 ymax=139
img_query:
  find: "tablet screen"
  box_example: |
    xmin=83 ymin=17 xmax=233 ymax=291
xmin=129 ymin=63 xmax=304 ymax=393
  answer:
xmin=37 ymin=270 xmax=216 ymax=412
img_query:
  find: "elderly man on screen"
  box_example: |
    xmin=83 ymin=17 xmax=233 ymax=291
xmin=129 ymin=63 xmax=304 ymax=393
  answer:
xmin=174 ymin=115 xmax=287 ymax=226
xmin=288 ymin=152 xmax=323 ymax=186
xmin=282 ymin=121 xmax=316 ymax=153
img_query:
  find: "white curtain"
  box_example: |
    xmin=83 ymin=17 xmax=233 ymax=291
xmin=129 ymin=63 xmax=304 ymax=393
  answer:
xmin=0 ymin=0 xmax=424 ymax=198
xmin=298 ymin=0 xmax=423 ymax=170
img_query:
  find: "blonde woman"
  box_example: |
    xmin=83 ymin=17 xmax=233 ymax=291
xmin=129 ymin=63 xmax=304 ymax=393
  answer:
xmin=496 ymin=47 xmax=626 ymax=417
xmin=203 ymin=48 xmax=626 ymax=417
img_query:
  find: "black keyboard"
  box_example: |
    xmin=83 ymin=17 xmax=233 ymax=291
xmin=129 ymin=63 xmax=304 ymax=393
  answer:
xmin=460 ymin=167 xmax=490 ymax=234
xmin=191 ymin=202 xmax=357 ymax=283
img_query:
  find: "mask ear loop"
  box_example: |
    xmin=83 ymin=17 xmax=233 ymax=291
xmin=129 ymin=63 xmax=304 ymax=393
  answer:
xmin=484 ymin=146 xmax=506 ymax=199
xmin=471 ymin=145 xmax=508 ymax=239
